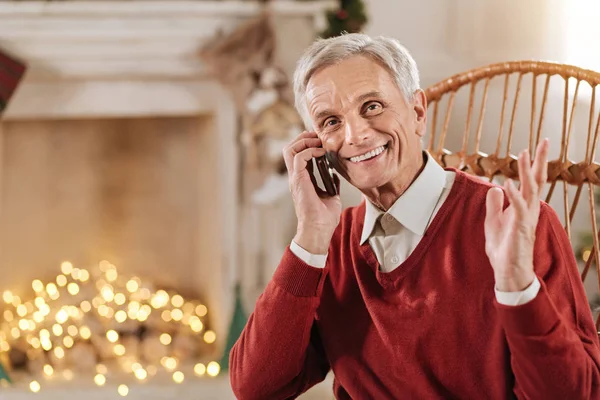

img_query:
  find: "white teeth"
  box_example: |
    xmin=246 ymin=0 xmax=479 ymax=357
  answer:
xmin=350 ymin=145 xmax=386 ymax=163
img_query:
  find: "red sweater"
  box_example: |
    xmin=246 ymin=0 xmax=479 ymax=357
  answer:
xmin=230 ymin=170 xmax=600 ymax=399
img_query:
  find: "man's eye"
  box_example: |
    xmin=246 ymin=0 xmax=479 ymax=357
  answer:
xmin=324 ymin=118 xmax=338 ymax=127
xmin=365 ymin=102 xmax=382 ymax=112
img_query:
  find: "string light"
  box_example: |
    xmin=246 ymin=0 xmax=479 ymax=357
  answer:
xmin=207 ymin=362 xmax=220 ymax=377
xmin=118 ymin=384 xmax=129 ymax=397
xmin=172 ymin=371 xmax=184 ymax=384
xmin=29 ymin=380 xmax=41 ymax=393
xmin=94 ymin=374 xmax=106 ymax=386
xmin=0 ymin=259 xmax=220 ymax=389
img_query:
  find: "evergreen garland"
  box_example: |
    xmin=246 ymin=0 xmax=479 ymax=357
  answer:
xmin=321 ymin=0 xmax=368 ymax=38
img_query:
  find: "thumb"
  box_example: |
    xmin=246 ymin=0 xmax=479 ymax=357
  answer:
xmin=485 ymin=187 xmax=504 ymax=237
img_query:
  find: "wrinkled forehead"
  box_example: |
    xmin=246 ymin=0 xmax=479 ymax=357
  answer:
xmin=305 ymin=56 xmax=400 ymax=113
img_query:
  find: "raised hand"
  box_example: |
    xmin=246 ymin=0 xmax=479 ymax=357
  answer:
xmin=484 ymin=139 xmax=550 ymax=292
xmin=282 ymin=131 xmax=342 ymax=255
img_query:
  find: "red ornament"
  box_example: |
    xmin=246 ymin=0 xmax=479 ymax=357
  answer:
xmin=336 ymin=9 xmax=348 ymax=20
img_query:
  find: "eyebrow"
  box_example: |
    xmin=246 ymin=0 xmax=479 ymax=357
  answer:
xmin=313 ymin=91 xmax=386 ymax=123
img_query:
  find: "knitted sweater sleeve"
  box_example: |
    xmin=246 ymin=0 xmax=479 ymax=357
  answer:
xmin=496 ymin=203 xmax=600 ymax=399
xmin=229 ymin=247 xmax=330 ymax=400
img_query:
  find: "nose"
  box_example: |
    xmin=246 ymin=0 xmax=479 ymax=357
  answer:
xmin=344 ymin=115 xmax=370 ymax=146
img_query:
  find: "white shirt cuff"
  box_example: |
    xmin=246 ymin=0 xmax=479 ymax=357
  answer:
xmin=289 ymin=240 xmax=327 ymax=268
xmin=495 ymin=276 xmax=541 ymax=306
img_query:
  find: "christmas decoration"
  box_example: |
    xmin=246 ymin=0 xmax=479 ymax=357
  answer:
xmin=0 ymin=260 xmax=221 ymax=394
xmin=0 ymin=48 xmax=26 ymax=113
xmin=321 ymin=0 xmax=368 ymax=39
xmin=219 ymin=284 xmax=248 ymax=371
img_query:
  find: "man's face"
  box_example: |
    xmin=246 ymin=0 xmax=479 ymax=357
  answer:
xmin=305 ymin=55 xmax=427 ymax=191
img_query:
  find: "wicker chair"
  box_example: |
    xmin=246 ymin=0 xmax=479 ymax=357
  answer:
xmin=424 ymin=61 xmax=600 ymax=332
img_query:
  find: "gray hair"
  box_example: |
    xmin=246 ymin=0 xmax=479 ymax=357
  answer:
xmin=293 ymin=33 xmax=421 ymax=130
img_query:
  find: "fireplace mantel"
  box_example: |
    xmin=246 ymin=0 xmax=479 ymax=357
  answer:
xmin=0 ymin=0 xmax=335 ymax=349
xmin=0 ymin=0 xmax=336 ymax=119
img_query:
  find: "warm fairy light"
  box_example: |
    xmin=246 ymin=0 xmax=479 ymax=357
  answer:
xmin=92 ymin=297 xmax=104 ymax=309
xmin=71 ymin=268 xmax=81 ymax=280
xmin=98 ymin=304 xmax=111 ymax=317
xmin=32 ymin=280 xmax=44 ymax=292
xmin=63 ymin=369 xmax=73 ymax=380
xmin=17 ymin=304 xmax=27 ymax=317
xmin=56 ymin=274 xmax=67 ymax=287
xmin=115 ymin=310 xmax=127 ymax=323
xmin=94 ymin=374 xmax=106 ymax=386
xmin=39 ymin=304 xmax=50 ymax=316
xmin=114 ymin=293 xmax=126 ymax=305
xmin=139 ymin=288 xmax=151 ymax=300
xmin=117 ymin=384 xmax=129 ymax=396
xmin=29 ymin=380 xmax=41 ymax=393
xmin=67 ymin=283 xmax=80 ymax=296
xmin=34 ymin=296 xmax=45 ymax=308
xmin=67 ymin=325 xmax=78 ymax=336
xmin=3 ymin=310 xmax=13 ymax=322
xmin=161 ymin=357 xmax=177 ymax=371
xmin=105 ymin=269 xmax=118 ymax=282
xmin=54 ymin=346 xmax=65 ymax=359
xmin=30 ymin=337 xmax=40 ymax=349
xmin=159 ymin=333 xmax=172 ymax=345
xmin=25 ymin=302 xmax=34 ymax=313
xmin=79 ymin=269 xmax=90 ymax=282
xmin=43 ymin=364 xmax=54 ymax=376
xmin=41 ymin=338 xmax=52 ymax=351
xmin=80 ymin=301 xmax=92 ymax=313
xmin=172 ymin=371 xmax=184 ymax=384
xmin=52 ymin=324 xmax=63 ymax=336
xmin=189 ymin=316 xmax=203 ymax=332
xmin=171 ymin=295 xmax=184 ymax=308
xmin=134 ymin=368 xmax=147 ymax=380
xmin=3 ymin=290 xmax=13 ymax=304
xmin=55 ymin=309 xmax=69 ymax=324
xmin=61 ymin=261 xmax=74 ymax=275
xmin=101 ymin=286 xmax=114 ymax=302
xmin=171 ymin=309 xmax=183 ymax=321
xmin=161 ymin=310 xmax=172 ymax=322
xmin=204 ymin=330 xmax=216 ymax=344
xmin=10 ymin=327 xmax=20 ymax=339
xmin=106 ymin=330 xmax=119 ymax=343
xmin=114 ymin=344 xmax=125 ymax=356
xmin=96 ymin=364 xmax=108 ymax=374
xmin=195 ymin=304 xmax=208 ymax=317
xmin=63 ymin=336 xmax=74 ymax=348
xmin=151 ymin=290 xmax=169 ymax=309
xmin=194 ymin=363 xmax=206 ymax=376
xmin=1 ymin=341 xmax=10 ymax=351
xmin=46 ymin=283 xmax=58 ymax=296
xmin=207 ymin=361 xmax=220 ymax=377
xmin=39 ymin=329 xmax=50 ymax=339
xmin=28 ymin=320 xmax=36 ymax=331
xmin=19 ymin=319 xmax=28 ymax=330
xmin=126 ymin=279 xmax=139 ymax=293
xmin=80 ymin=325 xmax=91 ymax=339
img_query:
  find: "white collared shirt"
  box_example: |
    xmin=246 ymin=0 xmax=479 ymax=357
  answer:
xmin=290 ymin=152 xmax=540 ymax=306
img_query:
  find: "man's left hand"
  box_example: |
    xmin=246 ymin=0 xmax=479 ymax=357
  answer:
xmin=484 ymin=139 xmax=550 ymax=292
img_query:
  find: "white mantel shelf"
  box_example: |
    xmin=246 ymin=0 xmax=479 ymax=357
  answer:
xmin=0 ymin=0 xmax=336 ymax=17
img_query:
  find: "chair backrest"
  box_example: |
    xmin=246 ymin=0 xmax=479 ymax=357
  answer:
xmin=424 ymin=61 xmax=600 ymax=330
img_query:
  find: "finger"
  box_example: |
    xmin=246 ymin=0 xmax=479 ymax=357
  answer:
xmin=518 ymin=150 xmax=537 ymax=204
xmin=505 ymin=179 xmax=528 ymax=218
xmin=283 ymin=135 xmax=321 ymax=173
xmin=532 ymin=138 xmax=549 ymax=187
xmin=485 ymin=186 xmax=504 ymax=240
xmin=293 ymin=147 xmax=327 ymax=176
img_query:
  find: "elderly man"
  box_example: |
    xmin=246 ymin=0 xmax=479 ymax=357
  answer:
xmin=229 ymin=33 xmax=600 ymax=399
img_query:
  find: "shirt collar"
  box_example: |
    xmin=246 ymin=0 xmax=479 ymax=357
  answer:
xmin=360 ymin=151 xmax=448 ymax=244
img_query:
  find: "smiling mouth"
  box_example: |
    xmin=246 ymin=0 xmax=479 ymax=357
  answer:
xmin=348 ymin=143 xmax=388 ymax=163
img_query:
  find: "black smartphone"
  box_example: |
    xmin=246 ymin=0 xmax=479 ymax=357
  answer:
xmin=315 ymin=154 xmax=337 ymax=196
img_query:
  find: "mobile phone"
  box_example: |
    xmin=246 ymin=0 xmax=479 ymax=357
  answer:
xmin=315 ymin=154 xmax=338 ymax=196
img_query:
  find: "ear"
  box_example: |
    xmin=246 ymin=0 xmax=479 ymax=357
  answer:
xmin=412 ymin=89 xmax=428 ymax=137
